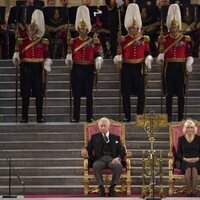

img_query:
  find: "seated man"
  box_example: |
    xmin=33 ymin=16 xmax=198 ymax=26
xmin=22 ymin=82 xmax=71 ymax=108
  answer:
xmin=81 ymin=117 xmax=123 ymax=197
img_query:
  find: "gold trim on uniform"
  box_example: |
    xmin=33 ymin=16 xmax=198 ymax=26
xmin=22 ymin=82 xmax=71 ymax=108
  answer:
xmin=18 ymin=38 xmax=23 ymax=45
xmin=42 ymin=38 xmax=49 ymax=45
xmin=93 ymin=38 xmax=100 ymax=44
xmin=120 ymin=36 xmax=125 ymax=42
xmin=74 ymin=61 xmax=94 ymax=65
xmin=123 ymin=58 xmax=144 ymax=64
xmin=158 ymin=35 xmax=167 ymax=43
xmin=22 ymin=58 xmax=45 ymax=62
xmin=184 ymin=35 xmax=191 ymax=42
xmin=165 ymin=58 xmax=186 ymax=62
xmin=143 ymin=35 xmax=150 ymax=42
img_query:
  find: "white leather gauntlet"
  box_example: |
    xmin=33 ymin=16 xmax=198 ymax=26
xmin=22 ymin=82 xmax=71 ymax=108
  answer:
xmin=95 ymin=56 xmax=103 ymax=70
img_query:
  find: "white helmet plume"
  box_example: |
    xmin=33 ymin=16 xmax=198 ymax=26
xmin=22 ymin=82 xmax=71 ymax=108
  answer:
xmin=124 ymin=3 xmax=142 ymax=31
xmin=75 ymin=5 xmax=91 ymax=33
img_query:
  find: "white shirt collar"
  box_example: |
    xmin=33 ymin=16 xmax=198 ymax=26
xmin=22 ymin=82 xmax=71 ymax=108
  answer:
xmin=102 ymin=131 xmax=109 ymax=138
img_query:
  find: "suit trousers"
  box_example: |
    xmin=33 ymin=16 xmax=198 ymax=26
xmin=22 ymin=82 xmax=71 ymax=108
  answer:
xmin=93 ymin=155 xmax=122 ymax=186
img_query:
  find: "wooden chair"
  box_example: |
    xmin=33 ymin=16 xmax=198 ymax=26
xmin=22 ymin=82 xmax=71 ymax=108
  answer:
xmin=83 ymin=118 xmax=132 ymax=195
xmin=168 ymin=119 xmax=200 ymax=195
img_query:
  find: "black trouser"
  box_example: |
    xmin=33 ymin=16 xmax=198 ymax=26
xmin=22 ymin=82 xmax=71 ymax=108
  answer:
xmin=71 ymin=64 xmax=94 ymax=121
xmin=20 ymin=62 xmax=43 ymax=120
xmin=165 ymin=62 xmax=185 ymax=121
xmin=121 ymin=63 xmax=145 ymax=120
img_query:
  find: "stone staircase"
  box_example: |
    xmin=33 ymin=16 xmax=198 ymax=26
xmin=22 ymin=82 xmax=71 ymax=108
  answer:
xmin=0 ymin=59 xmax=199 ymax=196
xmin=0 ymin=59 xmax=200 ymax=122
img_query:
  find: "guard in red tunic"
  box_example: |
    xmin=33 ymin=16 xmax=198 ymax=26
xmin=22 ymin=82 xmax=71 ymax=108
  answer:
xmin=65 ymin=5 xmax=103 ymax=123
xmin=156 ymin=4 xmax=194 ymax=122
xmin=114 ymin=3 xmax=153 ymax=122
xmin=12 ymin=9 xmax=52 ymax=123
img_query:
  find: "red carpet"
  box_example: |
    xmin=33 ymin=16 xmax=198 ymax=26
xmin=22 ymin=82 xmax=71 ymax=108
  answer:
xmin=24 ymin=194 xmax=140 ymax=198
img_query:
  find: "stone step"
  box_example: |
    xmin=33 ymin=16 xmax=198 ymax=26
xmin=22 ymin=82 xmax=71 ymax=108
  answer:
xmin=1 ymin=72 xmax=200 ymax=82
xmin=1 ymin=79 xmax=200 ymax=90
xmin=1 ymin=59 xmax=200 ymax=73
xmin=0 ymin=157 xmax=170 ymax=168
xmin=1 ymin=103 xmax=199 ymax=115
xmin=1 ymin=88 xmax=200 ymax=98
xmin=1 ymin=96 xmax=200 ymax=107
xmin=1 ymin=113 xmax=200 ymax=123
xmin=0 ymin=149 xmax=170 ymax=159
xmin=0 ymin=140 xmax=169 ymax=150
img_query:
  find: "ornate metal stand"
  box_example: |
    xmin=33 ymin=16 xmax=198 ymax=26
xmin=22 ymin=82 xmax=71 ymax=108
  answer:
xmin=135 ymin=114 xmax=168 ymax=200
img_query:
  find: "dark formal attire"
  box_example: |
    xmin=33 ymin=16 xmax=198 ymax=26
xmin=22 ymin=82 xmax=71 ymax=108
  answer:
xmin=86 ymin=132 xmax=123 ymax=186
xmin=120 ymin=34 xmax=151 ymax=121
xmin=18 ymin=37 xmax=49 ymax=121
xmin=158 ymin=33 xmax=192 ymax=121
xmin=70 ymin=36 xmax=101 ymax=121
xmin=177 ymin=135 xmax=200 ymax=173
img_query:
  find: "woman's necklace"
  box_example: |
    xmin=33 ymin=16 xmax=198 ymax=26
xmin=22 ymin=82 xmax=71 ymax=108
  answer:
xmin=185 ymin=134 xmax=195 ymax=143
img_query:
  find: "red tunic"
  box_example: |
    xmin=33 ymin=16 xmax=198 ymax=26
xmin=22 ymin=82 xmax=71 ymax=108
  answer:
xmin=19 ymin=37 xmax=49 ymax=62
xmin=159 ymin=34 xmax=192 ymax=61
xmin=121 ymin=34 xmax=150 ymax=63
xmin=71 ymin=37 xmax=101 ymax=64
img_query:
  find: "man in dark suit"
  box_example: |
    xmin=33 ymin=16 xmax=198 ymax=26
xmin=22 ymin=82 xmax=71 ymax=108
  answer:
xmin=81 ymin=117 xmax=123 ymax=197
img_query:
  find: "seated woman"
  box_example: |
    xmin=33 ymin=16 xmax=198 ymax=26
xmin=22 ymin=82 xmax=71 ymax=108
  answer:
xmin=177 ymin=119 xmax=200 ymax=197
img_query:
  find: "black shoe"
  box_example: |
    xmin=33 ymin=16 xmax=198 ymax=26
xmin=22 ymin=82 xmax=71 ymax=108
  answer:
xmin=87 ymin=118 xmax=94 ymax=123
xmin=20 ymin=118 xmax=28 ymax=123
xmin=108 ymin=186 xmax=117 ymax=197
xmin=37 ymin=118 xmax=45 ymax=123
xmin=70 ymin=118 xmax=79 ymax=123
xmin=123 ymin=117 xmax=130 ymax=122
xmin=98 ymin=186 xmax=105 ymax=197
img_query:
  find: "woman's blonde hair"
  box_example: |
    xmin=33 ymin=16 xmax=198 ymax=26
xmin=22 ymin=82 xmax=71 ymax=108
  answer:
xmin=182 ymin=119 xmax=198 ymax=134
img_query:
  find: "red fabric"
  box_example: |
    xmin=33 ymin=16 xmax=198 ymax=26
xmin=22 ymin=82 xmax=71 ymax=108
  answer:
xmin=72 ymin=37 xmax=101 ymax=62
xmin=173 ymin=168 xmax=183 ymax=175
xmin=172 ymin=125 xmax=200 ymax=152
xmin=160 ymin=34 xmax=192 ymax=58
xmin=89 ymin=167 xmax=127 ymax=175
xmin=19 ymin=38 xmax=48 ymax=60
xmin=121 ymin=35 xmax=150 ymax=59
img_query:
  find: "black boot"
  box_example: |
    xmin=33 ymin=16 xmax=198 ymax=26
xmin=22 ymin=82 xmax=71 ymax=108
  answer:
xmin=98 ymin=185 xmax=105 ymax=197
xmin=108 ymin=185 xmax=117 ymax=197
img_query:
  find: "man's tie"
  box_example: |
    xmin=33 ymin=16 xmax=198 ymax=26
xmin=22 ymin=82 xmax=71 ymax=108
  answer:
xmin=103 ymin=134 xmax=109 ymax=143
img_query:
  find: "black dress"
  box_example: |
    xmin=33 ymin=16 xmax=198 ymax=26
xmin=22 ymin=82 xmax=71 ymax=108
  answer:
xmin=177 ymin=135 xmax=200 ymax=173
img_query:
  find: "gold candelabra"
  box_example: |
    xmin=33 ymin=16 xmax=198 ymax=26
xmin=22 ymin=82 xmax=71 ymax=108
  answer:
xmin=135 ymin=114 xmax=168 ymax=199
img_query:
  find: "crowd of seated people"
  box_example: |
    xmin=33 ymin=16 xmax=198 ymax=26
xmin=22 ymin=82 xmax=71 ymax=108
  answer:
xmin=0 ymin=0 xmax=199 ymax=59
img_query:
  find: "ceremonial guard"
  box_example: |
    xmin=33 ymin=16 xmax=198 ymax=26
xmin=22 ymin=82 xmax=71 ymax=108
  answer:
xmin=65 ymin=5 xmax=103 ymax=123
xmin=12 ymin=9 xmax=52 ymax=123
xmin=114 ymin=3 xmax=153 ymax=122
xmin=156 ymin=4 xmax=194 ymax=122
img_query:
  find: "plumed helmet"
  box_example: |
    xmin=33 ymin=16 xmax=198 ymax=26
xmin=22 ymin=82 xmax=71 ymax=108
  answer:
xmin=75 ymin=5 xmax=91 ymax=33
xmin=124 ymin=3 xmax=142 ymax=31
xmin=27 ymin=21 xmax=38 ymax=31
xmin=31 ymin=9 xmax=45 ymax=38
xmin=166 ymin=4 xmax=182 ymax=31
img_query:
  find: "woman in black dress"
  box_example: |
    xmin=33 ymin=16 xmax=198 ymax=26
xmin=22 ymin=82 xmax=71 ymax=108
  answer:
xmin=177 ymin=119 xmax=200 ymax=196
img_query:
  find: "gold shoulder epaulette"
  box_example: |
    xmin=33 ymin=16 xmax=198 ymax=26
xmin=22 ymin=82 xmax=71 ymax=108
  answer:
xmin=158 ymin=35 xmax=166 ymax=43
xmin=18 ymin=38 xmax=23 ymax=45
xmin=93 ymin=37 xmax=100 ymax=44
xmin=184 ymin=35 xmax=191 ymax=42
xmin=143 ymin=35 xmax=150 ymax=42
xmin=42 ymin=38 xmax=49 ymax=45
xmin=120 ymin=36 xmax=125 ymax=42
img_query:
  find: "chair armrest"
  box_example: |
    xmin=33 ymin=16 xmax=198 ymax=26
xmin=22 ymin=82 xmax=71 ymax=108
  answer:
xmin=168 ymin=152 xmax=174 ymax=170
xmin=126 ymin=151 xmax=132 ymax=159
xmin=83 ymin=158 xmax=88 ymax=172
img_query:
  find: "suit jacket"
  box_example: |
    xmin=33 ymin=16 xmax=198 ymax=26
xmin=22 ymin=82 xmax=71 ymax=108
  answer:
xmin=86 ymin=132 xmax=123 ymax=165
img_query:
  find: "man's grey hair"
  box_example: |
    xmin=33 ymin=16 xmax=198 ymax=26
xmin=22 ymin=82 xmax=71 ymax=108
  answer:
xmin=98 ymin=117 xmax=110 ymax=126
